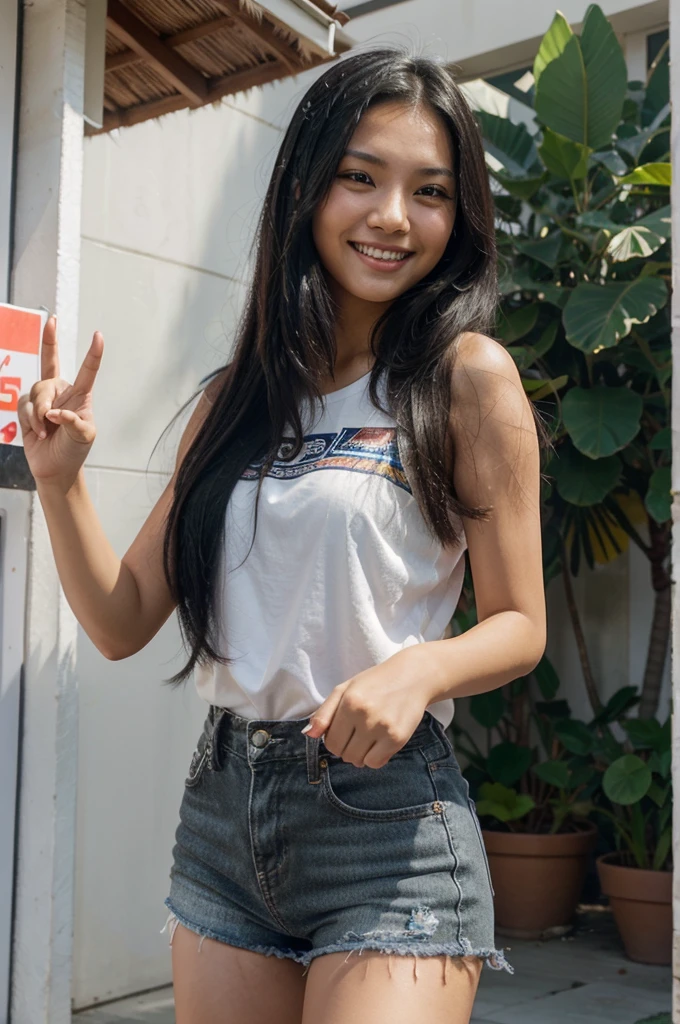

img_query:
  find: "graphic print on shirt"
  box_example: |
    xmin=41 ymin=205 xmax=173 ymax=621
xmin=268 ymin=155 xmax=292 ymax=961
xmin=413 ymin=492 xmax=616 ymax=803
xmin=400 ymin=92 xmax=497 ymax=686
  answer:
xmin=241 ymin=426 xmax=411 ymax=493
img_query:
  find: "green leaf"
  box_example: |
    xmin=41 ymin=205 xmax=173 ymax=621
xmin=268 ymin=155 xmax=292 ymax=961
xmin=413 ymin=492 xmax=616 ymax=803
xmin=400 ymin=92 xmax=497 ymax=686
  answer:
xmin=645 ymin=466 xmax=672 ymax=524
xmin=533 ymin=654 xmax=560 ymax=700
xmin=497 ymin=305 xmax=539 ymax=343
xmin=555 ymin=718 xmax=594 ymax=755
xmin=492 ymin=169 xmax=547 ymax=200
xmin=551 ymin=443 xmax=621 ymax=504
xmin=649 ymin=426 xmax=671 ymax=451
xmin=649 ymin=749 xmax=671 ymax=778
xmin=533 ymin=11 xmax=573 ymax=87
xmin=532 ymin=759 xmax=570 ymax=788
xmin=652 ymin=828 xmax=672 ymax=873
xmin=618 ymin=104 xmax=670 ymax=162
xmin=603 ymin=754 xmax=652 ymax=804
xmin=594 ymin=685 xmax=640 ymax=724
xmin=539 ymin=128 xmax=590 ymax=179
xmin=562 ymin=386 xmax=643 ymax=458
xmin=563 ymin=278 xmax=669 ymax=352
xmin=534 ymin=6 xmax=626 ymax=150
xmin=535 ymin=699 xmax=572 ymax=720
xmin=637 ymin=204 xmax=671 ymax=238
xmin=642 ymin=43 xmax=669 ymax=128
xmin=523 ymin=375 xmax=569 ymax=402
xmin=592 ymin=149 xmax=628 ymax=175
xmin=487 ymin=742 xmax=533 ymax=786
xmin=514 ymin=232 xmax=564 ymax=267
xmin=607 ymin=225 xmax=665 ymax=262
xmin=478 ymin=111 xmax=541 ymax=176
xmin=647 ymin=781 xmax=668 ymax=808
xmin=470 ymin=688 xmax=505 ymax=729
xmin=617 ymin=162 xmax=671 ymax=186
xmin=577 ymin=210 xmax=620 ymax=231
xmin=477 ymin=782 xmax=535 ymax=822
xmin=622 ymin=717 xmax=664 ymax=749
xmin=578 ymin=5 xmax=628 ymax=146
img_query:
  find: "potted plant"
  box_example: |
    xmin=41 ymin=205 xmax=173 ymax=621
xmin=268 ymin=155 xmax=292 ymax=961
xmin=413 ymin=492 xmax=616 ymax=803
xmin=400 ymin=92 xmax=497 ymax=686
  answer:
xmin=475 ymin=1 xmax=672 ymax=725
xmin=451 ymin=1 xmax=674 ymax=947
xmin=593 ymin=713 xmax=672 ymax=964
xmin=449 ymin=649 xmax=600 ymax=939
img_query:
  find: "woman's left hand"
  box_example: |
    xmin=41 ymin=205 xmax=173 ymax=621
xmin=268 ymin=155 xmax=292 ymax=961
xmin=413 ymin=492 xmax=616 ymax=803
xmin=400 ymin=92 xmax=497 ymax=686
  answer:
xmin=302 ymin=648 xmax=433 ymax=769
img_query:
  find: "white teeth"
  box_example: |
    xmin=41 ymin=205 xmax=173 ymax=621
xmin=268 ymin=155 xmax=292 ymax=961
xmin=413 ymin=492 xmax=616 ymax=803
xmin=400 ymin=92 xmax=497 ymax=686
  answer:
xmin=353 ymin=242 xmax=410 ymax=261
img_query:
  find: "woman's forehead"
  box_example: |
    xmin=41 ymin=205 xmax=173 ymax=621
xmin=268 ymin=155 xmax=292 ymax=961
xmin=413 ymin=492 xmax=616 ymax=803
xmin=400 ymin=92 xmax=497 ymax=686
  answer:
xmin=346 ymin=102 xmax=455 ymax=171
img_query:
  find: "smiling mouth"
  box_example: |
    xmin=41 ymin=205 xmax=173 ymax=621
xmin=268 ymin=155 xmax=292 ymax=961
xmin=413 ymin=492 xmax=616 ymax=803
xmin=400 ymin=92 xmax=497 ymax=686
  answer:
xmin=348 ymin=241 xmax=415 ymax=263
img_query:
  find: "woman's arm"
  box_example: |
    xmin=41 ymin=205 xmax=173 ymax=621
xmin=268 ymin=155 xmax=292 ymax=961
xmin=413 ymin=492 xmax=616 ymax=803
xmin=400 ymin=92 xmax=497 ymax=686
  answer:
xmin=37 ymin=385 xmax=216 ymax=660
xmin=416 ymin=331 xmax=547 ymax=703
xmin=20 ymin=318 xmax=225 ymax=661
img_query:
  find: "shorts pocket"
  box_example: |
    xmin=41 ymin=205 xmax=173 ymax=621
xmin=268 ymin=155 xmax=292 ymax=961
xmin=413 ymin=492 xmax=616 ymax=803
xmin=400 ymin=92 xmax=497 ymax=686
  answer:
xmin=320 ymin=750 xmax=438 ymax=822
xmin=185 ymin=734 xmax=212 ymax=789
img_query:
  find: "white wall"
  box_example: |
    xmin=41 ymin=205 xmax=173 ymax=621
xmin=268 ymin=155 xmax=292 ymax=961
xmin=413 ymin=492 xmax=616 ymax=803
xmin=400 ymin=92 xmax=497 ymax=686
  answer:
xmin=0 ymin=0 xmax=17 ymax=302
xmin=72 ymin=0 xmax=671 ymax=1007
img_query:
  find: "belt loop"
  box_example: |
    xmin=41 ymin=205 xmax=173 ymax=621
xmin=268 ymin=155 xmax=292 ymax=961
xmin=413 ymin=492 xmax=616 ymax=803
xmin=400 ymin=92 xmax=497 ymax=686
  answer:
xmin=210 ymin=706 xmax=227 ymax=771
xmin=306 ymin=734 xmax=321 ymax=784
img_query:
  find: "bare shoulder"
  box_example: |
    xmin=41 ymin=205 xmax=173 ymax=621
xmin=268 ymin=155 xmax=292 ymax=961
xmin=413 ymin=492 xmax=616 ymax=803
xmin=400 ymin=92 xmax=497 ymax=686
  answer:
xmin=449 ymin=331 xmax=532 ymax=443
xmin=175 ymin=366 xmax=230 ymax=471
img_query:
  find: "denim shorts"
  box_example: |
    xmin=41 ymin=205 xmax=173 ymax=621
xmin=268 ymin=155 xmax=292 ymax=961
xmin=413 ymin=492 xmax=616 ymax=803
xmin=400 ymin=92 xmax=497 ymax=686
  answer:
xmin=162 ymin=705 xmax=514 ymax=974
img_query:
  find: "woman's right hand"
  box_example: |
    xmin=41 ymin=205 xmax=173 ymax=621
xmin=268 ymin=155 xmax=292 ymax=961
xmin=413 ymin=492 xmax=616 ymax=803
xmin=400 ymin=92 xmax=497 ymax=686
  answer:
xmin=17 ymin=315 xmax=104 ymax=491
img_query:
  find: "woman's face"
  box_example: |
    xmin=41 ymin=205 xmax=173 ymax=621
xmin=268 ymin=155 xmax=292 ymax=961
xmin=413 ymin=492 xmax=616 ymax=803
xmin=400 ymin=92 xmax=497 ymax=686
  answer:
xmin=311 ymin=100 xmax=457 ymax=310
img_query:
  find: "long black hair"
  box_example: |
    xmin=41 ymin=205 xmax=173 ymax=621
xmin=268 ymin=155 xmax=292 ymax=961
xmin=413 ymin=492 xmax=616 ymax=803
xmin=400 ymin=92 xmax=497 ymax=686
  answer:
xmin=162 ymin=46 xmax=500 ymax=685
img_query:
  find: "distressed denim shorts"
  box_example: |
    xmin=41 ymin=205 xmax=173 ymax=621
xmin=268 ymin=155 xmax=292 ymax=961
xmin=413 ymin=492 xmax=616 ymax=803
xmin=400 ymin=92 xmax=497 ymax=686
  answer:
xmin=162 ymin=705 xmax=514 ymax=974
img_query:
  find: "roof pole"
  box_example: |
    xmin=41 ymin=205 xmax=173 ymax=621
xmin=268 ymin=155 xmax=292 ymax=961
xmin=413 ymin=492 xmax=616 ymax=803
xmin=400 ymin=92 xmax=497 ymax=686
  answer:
xmin=8 ymin=0 xmax=85 ymax=1020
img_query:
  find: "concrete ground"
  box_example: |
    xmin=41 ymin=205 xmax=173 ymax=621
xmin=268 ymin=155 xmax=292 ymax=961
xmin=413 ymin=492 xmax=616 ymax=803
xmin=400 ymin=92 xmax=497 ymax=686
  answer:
xmin=73 ymin=906 xmax=671 ymax=1024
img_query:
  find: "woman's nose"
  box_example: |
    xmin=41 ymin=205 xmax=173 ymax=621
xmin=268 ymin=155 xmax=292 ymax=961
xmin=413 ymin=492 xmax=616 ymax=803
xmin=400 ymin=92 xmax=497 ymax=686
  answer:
xmin=366 ymin=190 xmax=410 ymax=234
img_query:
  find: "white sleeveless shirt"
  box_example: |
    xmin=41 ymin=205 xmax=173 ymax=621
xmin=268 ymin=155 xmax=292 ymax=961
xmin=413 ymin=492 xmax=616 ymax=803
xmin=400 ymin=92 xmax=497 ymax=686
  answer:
xmin=194 ymin=371 xmax=468 ymax=729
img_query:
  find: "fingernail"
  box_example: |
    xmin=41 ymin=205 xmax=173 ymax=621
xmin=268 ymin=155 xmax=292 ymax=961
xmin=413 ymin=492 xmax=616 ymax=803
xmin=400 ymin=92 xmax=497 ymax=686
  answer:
xmin=301 ymin=723 xmax=313 ymax=734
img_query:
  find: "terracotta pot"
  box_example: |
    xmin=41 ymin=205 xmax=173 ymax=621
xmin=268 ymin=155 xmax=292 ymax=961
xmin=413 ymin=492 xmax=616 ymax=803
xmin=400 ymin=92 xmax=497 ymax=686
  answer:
xmin=596 ymin=852 xmax=672 ymax=965
xmin=482 ymin=822 xmax=598 ymax=939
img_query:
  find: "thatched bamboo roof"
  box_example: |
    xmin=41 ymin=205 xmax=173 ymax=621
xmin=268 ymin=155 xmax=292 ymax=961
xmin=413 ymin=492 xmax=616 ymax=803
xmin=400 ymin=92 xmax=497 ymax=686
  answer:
xmin=91 ymin=0 xmax=352 ymax=134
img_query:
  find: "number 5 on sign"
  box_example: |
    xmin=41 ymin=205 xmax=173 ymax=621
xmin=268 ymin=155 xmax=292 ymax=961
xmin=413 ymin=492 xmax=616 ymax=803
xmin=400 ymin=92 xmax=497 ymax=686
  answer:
xmin=0 ymin=304 xmax=46 ymax=446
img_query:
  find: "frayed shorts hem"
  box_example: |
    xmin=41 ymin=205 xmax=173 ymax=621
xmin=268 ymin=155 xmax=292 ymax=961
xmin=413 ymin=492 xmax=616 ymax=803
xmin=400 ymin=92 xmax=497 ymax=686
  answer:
xmin=161 ymin=900 xmax=514 ymax=975
xmin=162 ymin=900 xmax=306 ymax=964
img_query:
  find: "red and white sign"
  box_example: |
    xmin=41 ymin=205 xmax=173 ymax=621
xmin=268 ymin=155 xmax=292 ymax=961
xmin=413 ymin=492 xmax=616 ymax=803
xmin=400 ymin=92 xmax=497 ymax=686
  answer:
xmin=0 ymin=303 xmax=46 ymax=447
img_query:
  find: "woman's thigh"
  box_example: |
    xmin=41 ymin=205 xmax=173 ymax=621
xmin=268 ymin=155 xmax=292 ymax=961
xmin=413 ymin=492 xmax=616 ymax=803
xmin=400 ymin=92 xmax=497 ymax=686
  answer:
xmin=172 ymin=923 xmax=307 ymax=1024
xmin=302 ymin=950 xmax=483 ymax=1024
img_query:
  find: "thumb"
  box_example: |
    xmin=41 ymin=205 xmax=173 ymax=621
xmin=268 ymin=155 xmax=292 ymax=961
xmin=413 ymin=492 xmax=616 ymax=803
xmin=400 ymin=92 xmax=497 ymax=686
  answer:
xmin=301 ymin=683 xmax=348 ymax=738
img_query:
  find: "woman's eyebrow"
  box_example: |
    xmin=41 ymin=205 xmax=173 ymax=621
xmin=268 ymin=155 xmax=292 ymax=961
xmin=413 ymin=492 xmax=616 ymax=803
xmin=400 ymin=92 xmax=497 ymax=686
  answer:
xmin=343 ymin=148 xmax=454 ymax=179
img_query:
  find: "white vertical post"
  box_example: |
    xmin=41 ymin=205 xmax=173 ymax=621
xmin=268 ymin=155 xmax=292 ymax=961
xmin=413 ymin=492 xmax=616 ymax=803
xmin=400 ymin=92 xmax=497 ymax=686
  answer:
xmin=670 ymin=0 xmax=680 ymax=1019
xmin=8 ymin=1 xmax=85 ymax=1021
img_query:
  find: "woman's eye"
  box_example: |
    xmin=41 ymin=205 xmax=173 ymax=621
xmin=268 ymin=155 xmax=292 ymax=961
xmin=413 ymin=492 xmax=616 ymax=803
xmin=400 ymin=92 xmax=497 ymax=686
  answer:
xmin=338 ymin=174 xmax=450 ymax=199
xmin=339 ymin=171 xmax=372 ymax=184
xmin=418 ymin=186 xmax=451 ymax=199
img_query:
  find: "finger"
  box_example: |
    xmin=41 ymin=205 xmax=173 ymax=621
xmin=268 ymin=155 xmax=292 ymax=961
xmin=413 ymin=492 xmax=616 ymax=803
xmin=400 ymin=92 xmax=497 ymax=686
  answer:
xmin=17 ymin=395 xmax=36 ymax=439
xmin=23 ymin=398 xmax=45 ymax=439
xmin=301 ymin=683 xmax=348 ymax=740
xmin=40 ymin=316 xmax=60 ymax=381
xmin=44 ymin=407 xmax=94 ymax=444
xmin=339 ymin=731 xmax=371 ymax=767
xmin=361 ymin=740 xmax=396 ymax=770
xmin=72 ymin=331 xmax=103 ymax=395
xmin=31 ymin=382 xmax=58 ymax=433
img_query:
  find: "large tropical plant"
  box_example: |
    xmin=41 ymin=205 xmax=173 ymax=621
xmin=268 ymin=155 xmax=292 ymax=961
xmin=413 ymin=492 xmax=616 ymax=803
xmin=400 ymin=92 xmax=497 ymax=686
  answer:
xmin=475 ymin=5 xmax=671 ymax=723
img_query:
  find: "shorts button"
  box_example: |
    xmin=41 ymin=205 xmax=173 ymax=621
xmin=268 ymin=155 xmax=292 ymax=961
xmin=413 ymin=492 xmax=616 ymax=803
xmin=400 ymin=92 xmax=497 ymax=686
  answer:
xmin=251 ymin=729 xmax=270 ymax=748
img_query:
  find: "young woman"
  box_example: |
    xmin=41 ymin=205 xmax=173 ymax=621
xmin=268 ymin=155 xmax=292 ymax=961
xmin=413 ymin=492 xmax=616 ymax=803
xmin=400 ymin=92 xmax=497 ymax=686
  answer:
xmin=18 ymin=47 xmax=546 ymax=1024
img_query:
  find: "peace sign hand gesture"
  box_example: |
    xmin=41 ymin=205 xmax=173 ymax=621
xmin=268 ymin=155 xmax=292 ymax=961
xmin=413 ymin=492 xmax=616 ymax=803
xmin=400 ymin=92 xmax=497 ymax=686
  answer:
xmin=17 ymin=316 xmax=103 ymax=491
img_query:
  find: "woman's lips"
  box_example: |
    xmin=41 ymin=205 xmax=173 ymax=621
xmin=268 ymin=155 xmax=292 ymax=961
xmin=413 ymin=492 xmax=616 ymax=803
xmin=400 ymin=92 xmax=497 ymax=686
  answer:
xmin=348 ymin=241 xmax=414 ymax=272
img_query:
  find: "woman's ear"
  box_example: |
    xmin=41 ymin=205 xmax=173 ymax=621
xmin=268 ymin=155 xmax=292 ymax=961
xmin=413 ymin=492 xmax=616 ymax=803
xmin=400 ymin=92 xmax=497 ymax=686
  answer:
xmin=294 ymin=179 xmax=301 ymax=202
